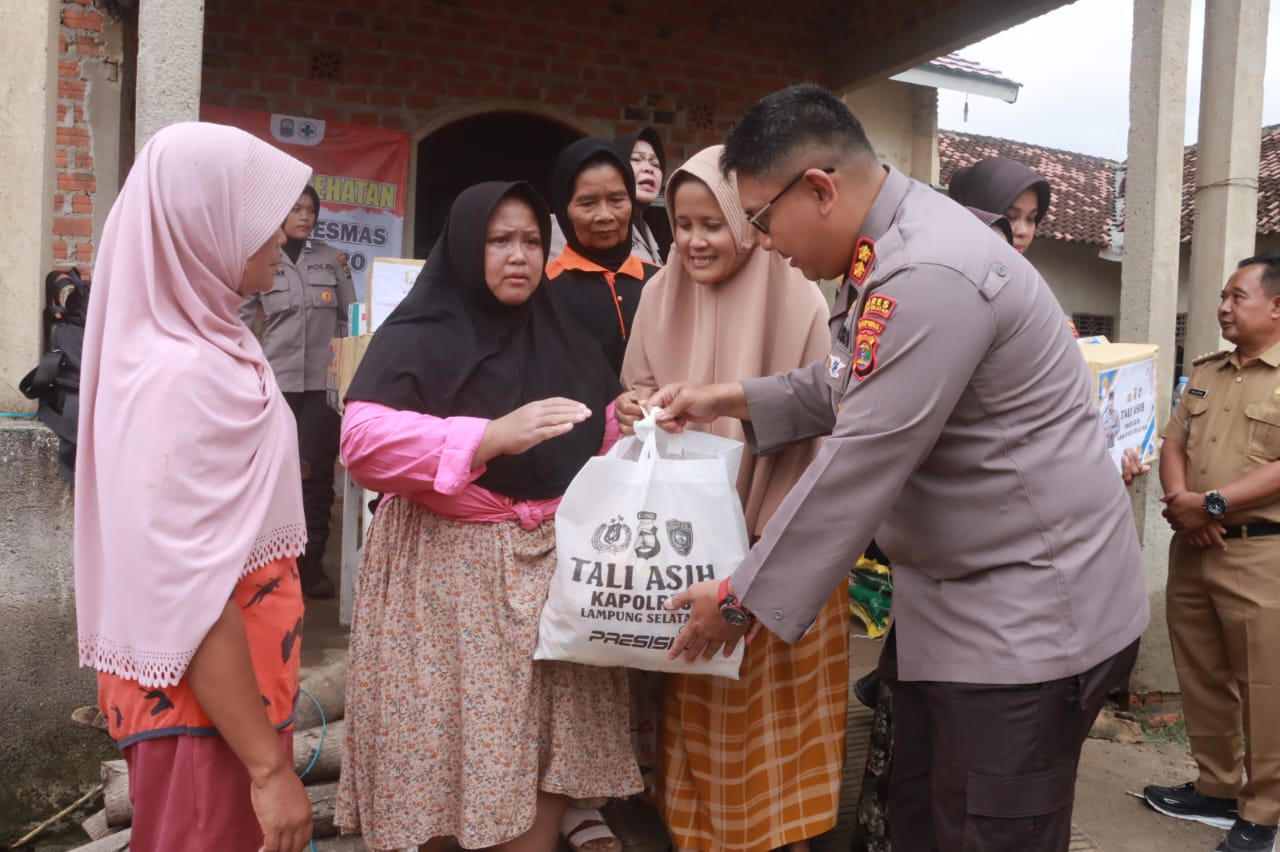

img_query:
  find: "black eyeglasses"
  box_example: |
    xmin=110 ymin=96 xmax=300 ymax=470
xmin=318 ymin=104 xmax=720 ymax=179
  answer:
xmin=747 ymin=166 xmax=835 ymax=235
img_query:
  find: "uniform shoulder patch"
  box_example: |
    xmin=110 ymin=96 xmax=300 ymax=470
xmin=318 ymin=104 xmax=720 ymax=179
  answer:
xmin=849 ymin=237 xmax=875 ymax=285
xmin=1192 ymin=350 xmax=1230 ymax=366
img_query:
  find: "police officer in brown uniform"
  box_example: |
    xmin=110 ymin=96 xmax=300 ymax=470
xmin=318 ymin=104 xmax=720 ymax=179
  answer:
xmin=1144 ymin=255 xmax=1280 ymax=852
xmin=649 ymin=83 xmax=1148 ymax=852
xmin=240 ymin=185 xmax=355 ymax=598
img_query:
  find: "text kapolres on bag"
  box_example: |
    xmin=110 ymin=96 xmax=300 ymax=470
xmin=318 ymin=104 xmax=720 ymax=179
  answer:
xmin=535 ymin=411 xmax=749 ymax=677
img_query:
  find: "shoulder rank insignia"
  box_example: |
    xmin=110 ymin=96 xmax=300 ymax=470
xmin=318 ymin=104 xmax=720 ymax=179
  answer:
xmin=1192 ymin=350 xmax=1230 ymax=366
xmin=849 ymin=237 xmax=875 ymax=285
xmin=853 ymin=294 xmax=897 ymax=381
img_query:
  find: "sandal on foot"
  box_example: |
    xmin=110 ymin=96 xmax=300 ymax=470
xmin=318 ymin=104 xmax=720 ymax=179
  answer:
xmin=562 ymin=806 xmax=621 ymax=852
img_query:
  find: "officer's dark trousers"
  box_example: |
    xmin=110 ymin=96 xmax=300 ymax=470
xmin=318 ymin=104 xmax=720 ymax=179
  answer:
xmin=884 ymin=635 xmax=1139 ymax=851
xmin=285 ymin=390 xmax=340 ymax=585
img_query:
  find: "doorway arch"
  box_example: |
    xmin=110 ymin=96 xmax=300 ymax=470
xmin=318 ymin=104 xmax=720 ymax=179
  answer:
xmin=413 ymin=111 xmax=589 ymax=257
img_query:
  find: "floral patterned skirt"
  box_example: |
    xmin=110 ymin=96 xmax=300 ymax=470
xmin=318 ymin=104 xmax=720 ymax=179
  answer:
xmin=335 ymin=498 xmax=642 ymax=851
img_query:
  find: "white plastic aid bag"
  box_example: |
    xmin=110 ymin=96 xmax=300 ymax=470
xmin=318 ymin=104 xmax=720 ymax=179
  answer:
xmin=534 ymin=409 xmax=750 ymax=678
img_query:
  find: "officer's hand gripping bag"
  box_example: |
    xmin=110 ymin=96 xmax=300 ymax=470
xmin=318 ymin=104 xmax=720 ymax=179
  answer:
xmin=535 ymin=409 xmax=750 ymax=678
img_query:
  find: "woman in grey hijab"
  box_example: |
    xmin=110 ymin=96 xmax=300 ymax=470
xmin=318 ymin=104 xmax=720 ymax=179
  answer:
xmin=948 ymin=156 xmax=1050 ymax=255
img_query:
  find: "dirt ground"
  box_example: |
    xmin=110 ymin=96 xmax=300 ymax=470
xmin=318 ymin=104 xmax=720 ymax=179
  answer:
xmin=1073 ymin=737 xmax=1225 ymax=851
xmin=8 ymin=608 xmax=1242 ymax=852
xmin=255 ymin=580 xmax=1246 ymax=852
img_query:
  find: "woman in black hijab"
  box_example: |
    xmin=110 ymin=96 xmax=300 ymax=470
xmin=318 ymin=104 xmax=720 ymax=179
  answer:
xmin=947 ymin=156 xmax=1051 ymax=255
xmin=546 ymin=138 xmax=661 ymax=376
xmin=335 ymin=182 xmax=642 ymax=852
xmin=614 ymin=127 xmax=672 ymax=263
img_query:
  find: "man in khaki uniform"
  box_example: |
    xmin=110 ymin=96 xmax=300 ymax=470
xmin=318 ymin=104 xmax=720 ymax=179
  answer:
xmin=1145 ymin=255 xmax=1280 ymax=852
xmin=650 ymin=83 xmax=1147 ymax=852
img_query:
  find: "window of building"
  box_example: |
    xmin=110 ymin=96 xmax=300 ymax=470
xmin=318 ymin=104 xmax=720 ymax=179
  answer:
xmin=1071 ymin=313 xmax=1115 ymax=340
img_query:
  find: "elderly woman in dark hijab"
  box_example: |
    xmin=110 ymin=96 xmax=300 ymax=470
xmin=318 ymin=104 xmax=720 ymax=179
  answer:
xmin=546 ymin=137 xmax=661 ymax=376
xmin=947 ymin=156 xmax=1051 ymax=255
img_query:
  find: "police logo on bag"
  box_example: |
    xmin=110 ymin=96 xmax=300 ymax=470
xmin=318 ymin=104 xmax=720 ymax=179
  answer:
xmin=591 ymin=516 xmax=633 ymax=554
xmin=635 ymin=511 xmax=661 ymax=559
xmin=665 ymin=519 xmax=693 ymax=556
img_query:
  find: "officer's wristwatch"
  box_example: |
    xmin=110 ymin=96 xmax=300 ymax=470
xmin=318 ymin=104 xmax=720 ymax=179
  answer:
xmin=1203 ymin=490 xmax=1228 ymax=519
xmin=717 ymin=577 xmax=754 ymax=626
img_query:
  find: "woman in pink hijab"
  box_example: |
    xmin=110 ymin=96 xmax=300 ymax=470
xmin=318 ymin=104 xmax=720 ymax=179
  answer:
xmin=75 ymin=122 xmax=315 ymax=852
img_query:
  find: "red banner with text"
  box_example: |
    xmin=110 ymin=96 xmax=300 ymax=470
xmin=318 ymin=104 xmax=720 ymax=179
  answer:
xmin=201 ymin=105 xmax=411 ymax=300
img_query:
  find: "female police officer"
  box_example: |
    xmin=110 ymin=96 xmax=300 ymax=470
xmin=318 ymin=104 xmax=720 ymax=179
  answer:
xmin=240 ymin=185 xmax=355 ymax=599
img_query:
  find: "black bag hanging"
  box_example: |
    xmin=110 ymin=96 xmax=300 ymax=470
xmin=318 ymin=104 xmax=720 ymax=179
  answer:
xmin=20 ymin=268 xmax=90 ymax=483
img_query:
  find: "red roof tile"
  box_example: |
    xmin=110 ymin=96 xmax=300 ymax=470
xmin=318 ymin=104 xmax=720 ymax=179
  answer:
xmin=1179 ymin=123 xmax=1280 ymax=241
xmin=942 ymin=125 xmax=1280 ymax=247
xmin=940 ymin=130 xmax=1119 ymax=247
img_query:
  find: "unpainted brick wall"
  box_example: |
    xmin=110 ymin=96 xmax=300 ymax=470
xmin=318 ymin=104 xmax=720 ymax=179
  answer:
xmin=55 ymin=0 xmax=111 ymax=269
xmin=199 ymin=0 xmax=837 ymax=164
xmin=55 ymin=0 xmax=979 ymax=270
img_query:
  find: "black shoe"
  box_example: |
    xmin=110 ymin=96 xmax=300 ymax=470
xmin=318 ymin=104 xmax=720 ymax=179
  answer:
xmin=1143 ymin=781 xmax=1239 ymax=829
xmin=1217 ymin=819 xmax=1278 ymax=852
xmin=853 ymin=671 xmax=880 ymax=708
xmin=301 ymin=572 xmax=336 ymax=600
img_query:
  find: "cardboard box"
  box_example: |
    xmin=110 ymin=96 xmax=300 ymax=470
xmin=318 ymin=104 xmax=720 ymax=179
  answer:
xmin=1078 ymin=341 xmax=1160 ymax=471
xmin=326 ymin=334 xmax=372 ymax=413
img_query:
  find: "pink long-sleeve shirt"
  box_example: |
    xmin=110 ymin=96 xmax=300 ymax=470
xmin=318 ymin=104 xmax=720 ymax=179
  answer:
xmin=341 ymin=400 xmax=619 ymax=530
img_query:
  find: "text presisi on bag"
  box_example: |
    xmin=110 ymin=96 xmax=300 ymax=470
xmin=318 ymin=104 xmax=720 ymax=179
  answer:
xmin=535 ymin=409 xmax=751 ymax=679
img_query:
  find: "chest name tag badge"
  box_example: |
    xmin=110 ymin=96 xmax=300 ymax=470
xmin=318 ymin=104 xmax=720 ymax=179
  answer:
xmin=1187 ymin=388 xmax=1207 ymax=397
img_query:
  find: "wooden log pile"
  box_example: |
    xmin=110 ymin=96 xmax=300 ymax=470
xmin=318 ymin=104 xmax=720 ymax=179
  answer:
xmin=70 ymin=658 xmax=356 ymax=850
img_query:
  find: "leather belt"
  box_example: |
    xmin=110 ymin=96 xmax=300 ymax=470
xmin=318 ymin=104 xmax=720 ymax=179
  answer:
xmin=1222 ymin=522 xmax=1280 ymax=540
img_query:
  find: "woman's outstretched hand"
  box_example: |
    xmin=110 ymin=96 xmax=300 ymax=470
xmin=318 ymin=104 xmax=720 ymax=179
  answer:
xmin=475 ymin=398 xmax=591 ymax=466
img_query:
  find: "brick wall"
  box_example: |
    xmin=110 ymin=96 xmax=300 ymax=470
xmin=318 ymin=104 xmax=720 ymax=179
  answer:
xmin=51 ymin=0 xmax=1000 ymax=271
xmin=54 ymin=0 xmax=111 ymax=270
xmin=200 ymin=0 xmax=833 ymax=164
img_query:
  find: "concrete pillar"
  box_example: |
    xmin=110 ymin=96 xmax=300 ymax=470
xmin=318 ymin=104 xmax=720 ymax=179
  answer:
xmin=0 ymin=0 xmax=58 ymax=414
xmin=86 ymin=16 xmax=126 ymax=250
xmin=134 ymin=0 xmax=204 ymax=152
xmin=1118 ymin=0 xmax=1192 ymax=693
xmin=1183 ymin=0 xmax=1270 ymax=366
xmin=910 ymin=86 xmax=940 ymax=186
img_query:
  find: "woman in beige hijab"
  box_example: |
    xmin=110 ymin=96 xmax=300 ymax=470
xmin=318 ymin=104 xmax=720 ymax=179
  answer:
xmin=619 ymin=145 xmax=849 ymax=852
